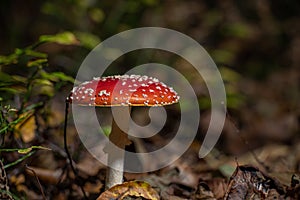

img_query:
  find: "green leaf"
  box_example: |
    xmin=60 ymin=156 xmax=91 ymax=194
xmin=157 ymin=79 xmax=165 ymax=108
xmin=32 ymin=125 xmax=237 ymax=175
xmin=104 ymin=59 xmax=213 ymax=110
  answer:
xmin=32 ymin=78 xmax=53 ymax=86
xmin=40 ymin=71 xmax=74 ymax=83
xmin=75 ymin=31 xmax=101 ymax=49
xmin=39 ymin=32 xmax=79 ymax=45
xmin=0 ymin=72 xmax=15 ymax=82
xmin=11 ymin=75 xmax=27 ymax=83
xmin=0 ymin=73 xmax=27 ymax=94
xmin=0 ymin=54 xmax=18 ymax=66
xmin=18 ymin=146 xmax=51 ymax=154
xmin=27 ymin=58 xmax=48 ymax=67
xmin=0 ymin=87 xmax=24 ymax=94
xmin=102 ymin=126 xmax=112 ymax=137
xmin=24 ymin=49 xmax=47 ymax=58
xmin=14 ymin=48 xmax=24 ymax=55
xmin=18 ymin=148 xmax=34 ymax=154
xmin=31 ymin=79 xmax=55 ymax=97
xmin=0 ymin=48 xmax=47 ymax=66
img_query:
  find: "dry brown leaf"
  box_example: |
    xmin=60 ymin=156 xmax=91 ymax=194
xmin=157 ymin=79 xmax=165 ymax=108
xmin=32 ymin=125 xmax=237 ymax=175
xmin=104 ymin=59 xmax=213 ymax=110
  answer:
xmin=14 ymin=112 xmax=36 ymax=143
xmin=52 ymin=192 xmax=67 ymax=200
xmin=47 ymin=109 xmax=64 ymax=127
xmin=285 ymin=174 xmax=300 ymax=199
xmin=84 ymin=180 xmax=103 ymax=194
xmin=97 ymin=181 xmax=160 ymax=200
xmin=10 ymin=174 xmax=43 ymax=199
xmin=76 ymin=152 xmax=105 ymax=176
xmin=25 ymin=166 xmax=63 ymax=184
xmin=143 ymin=167 xmax=196 ymax=199
xmin=224 ymin=165 xmax=286 ymax=200
xmin=205 ymin=178 xmax=227 ymax=199
xmin=192 ymin=181 xmax=216 ymax=200
xmin=16 ymin=184 xmax=43 ymax=200
xmin=10 ymin=174 xmax=25 ymax=186
xmin=162 ymin=183 xmax=194 ymax=199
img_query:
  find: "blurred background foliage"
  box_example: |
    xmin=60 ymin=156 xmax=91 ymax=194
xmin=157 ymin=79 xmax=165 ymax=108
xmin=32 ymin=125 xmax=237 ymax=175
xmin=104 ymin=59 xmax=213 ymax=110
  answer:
xmin=0 ymin=0 xmax=299 ymax=198
xmin=0 ymin=0 xmax=298 ymax=154
xmin=0 ymin=0 xmax=299 ymax=154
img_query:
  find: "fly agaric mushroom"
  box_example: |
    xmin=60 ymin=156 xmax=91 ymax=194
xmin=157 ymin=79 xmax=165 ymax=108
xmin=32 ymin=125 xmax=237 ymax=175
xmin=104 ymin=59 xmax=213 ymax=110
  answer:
xmin=65 ymin=74 xmax=179 ymax=189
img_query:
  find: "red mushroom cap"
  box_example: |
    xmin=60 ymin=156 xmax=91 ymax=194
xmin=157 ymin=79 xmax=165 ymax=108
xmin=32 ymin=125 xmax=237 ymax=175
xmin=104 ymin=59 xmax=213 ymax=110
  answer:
xmin=67 ymin=74 xmax=180 ymax=106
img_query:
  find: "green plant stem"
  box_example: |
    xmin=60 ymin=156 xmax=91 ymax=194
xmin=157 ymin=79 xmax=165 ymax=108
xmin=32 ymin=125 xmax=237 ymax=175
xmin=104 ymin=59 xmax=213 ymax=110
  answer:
xmin=0 ymin=114 xmax=27 ymax=135
xmin=4 ymin=151 xmax=35 ymax=169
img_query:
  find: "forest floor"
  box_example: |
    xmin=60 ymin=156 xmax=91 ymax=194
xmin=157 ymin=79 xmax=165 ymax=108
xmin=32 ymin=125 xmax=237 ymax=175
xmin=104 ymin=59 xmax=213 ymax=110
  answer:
xmin=1 ymin=67 xmax=299 ymax=200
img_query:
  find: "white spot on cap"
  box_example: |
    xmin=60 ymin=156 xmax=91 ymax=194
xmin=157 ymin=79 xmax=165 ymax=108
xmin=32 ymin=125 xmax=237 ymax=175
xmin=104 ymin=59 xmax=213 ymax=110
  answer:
xmin=85 ymin=88 xmax=94 ymax=93
xmin=71 ymin=87 xmax=77 ymax=93
xmin=98 ymin=90 xmax=110 ymax=97
xmin=153 ymin=78 xmax=159 ymax=82
xmin=93 ymin=77 xmax=101 ymax=81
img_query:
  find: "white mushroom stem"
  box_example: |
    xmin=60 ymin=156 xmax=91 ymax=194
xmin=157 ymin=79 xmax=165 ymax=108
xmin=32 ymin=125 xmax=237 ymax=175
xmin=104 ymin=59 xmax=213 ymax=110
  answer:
xmin=105 ymin=106 xmax=132 ymax=189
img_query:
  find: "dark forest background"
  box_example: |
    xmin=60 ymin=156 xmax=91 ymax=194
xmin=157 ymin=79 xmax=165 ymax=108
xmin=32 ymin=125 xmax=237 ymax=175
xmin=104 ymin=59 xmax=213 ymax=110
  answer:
xmin=0 ymin=0 xmax=299 ymax=199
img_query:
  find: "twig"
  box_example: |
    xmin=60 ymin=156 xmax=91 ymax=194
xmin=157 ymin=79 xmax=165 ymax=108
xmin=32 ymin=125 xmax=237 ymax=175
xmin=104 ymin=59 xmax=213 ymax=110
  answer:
xmin=63 ymin=101 xmax=88 ymax=199
xmin=25 ymin=165 xmax=46 ymax=200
